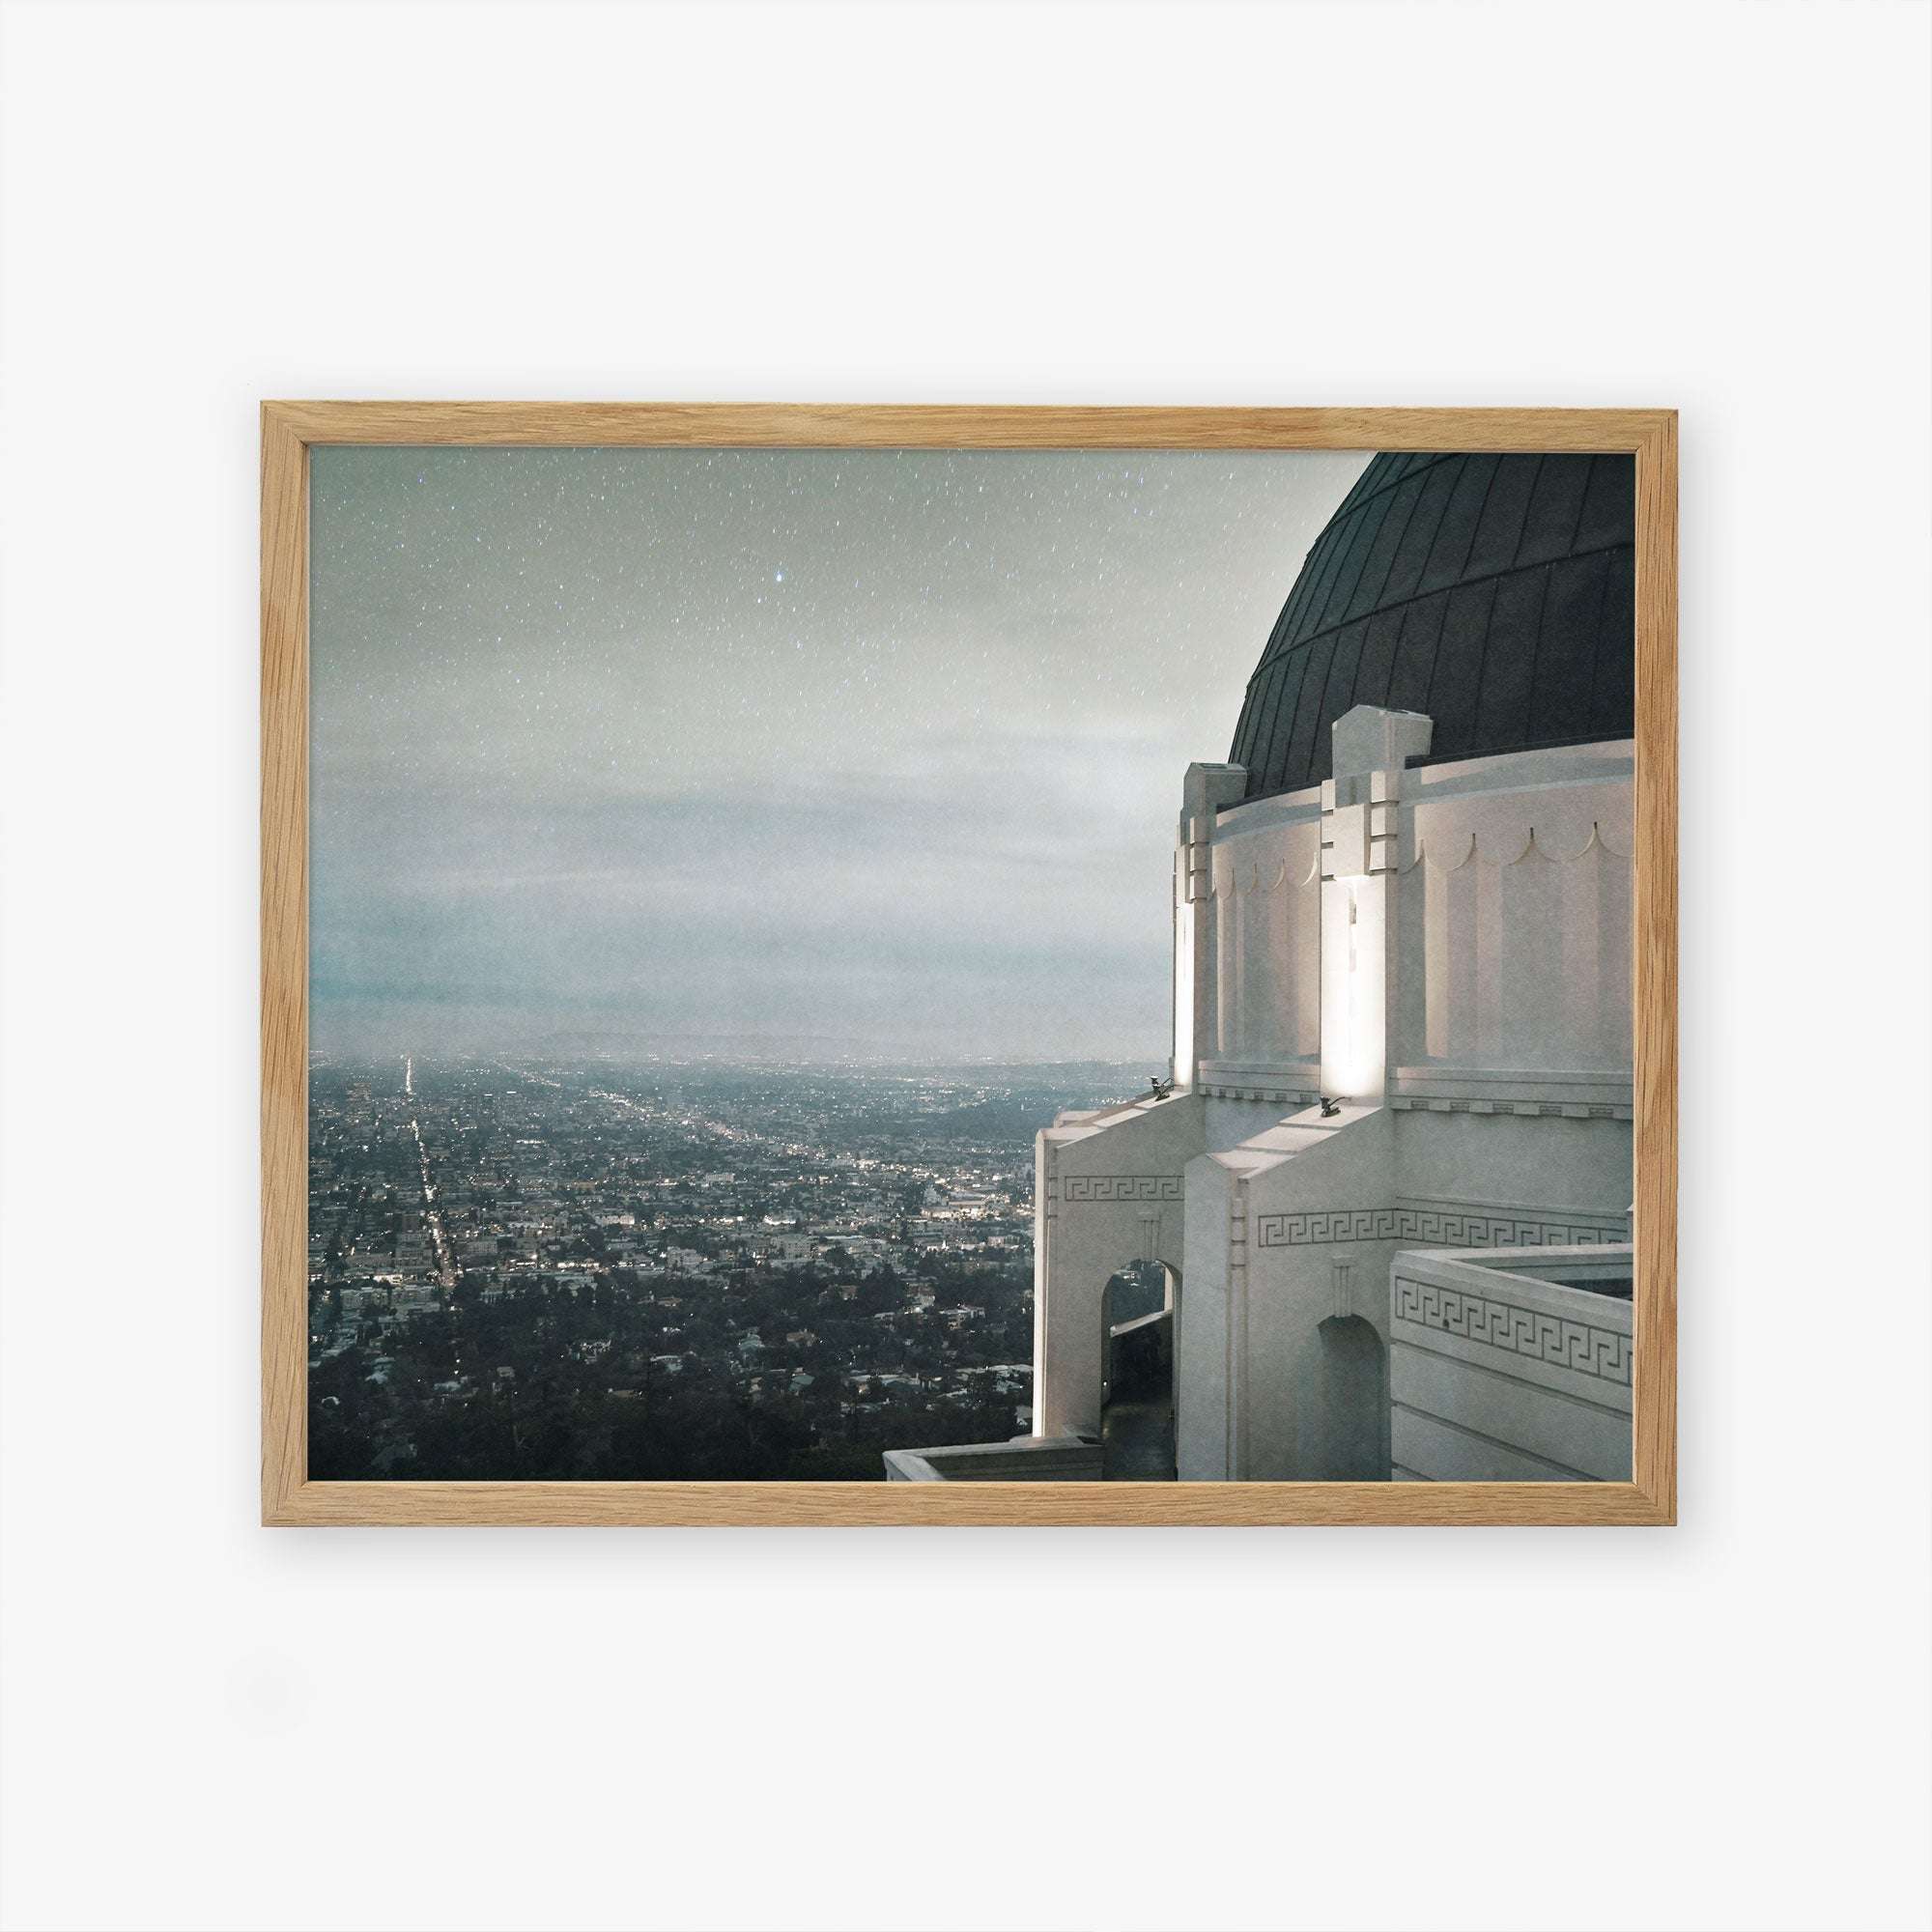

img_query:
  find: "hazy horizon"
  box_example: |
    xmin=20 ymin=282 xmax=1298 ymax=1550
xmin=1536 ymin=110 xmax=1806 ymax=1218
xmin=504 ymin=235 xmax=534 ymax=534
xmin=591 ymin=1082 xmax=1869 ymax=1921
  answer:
xmin=310 ymin=445 xmax=1367 ymax=1060
xmin=311 ymin=1044 xmax=1161 ymax=1073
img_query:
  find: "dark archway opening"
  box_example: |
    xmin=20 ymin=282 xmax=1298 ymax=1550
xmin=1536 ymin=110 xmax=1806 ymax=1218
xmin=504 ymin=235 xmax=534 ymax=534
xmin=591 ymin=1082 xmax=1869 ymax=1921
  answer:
xmin=1099 ymin=1262 xmax=1176 ymax=1480
xmin=1294 ymin=1315 xmax=1388 ymax=1480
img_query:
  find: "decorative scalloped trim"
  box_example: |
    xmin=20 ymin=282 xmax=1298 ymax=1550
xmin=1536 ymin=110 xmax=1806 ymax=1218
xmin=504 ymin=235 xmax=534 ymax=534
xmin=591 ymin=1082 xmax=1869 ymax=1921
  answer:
xmin=1209 ymin=847 xmax=1321 ymax=896
xmin=1401 ymin=819 xmax=1632 ymax=872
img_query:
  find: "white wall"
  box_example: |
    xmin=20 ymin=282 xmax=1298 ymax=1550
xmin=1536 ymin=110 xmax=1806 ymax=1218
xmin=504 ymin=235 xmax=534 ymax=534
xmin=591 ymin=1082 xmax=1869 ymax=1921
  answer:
xmin=1 ymin=4 xmax=1927 ymax=1930
xmin=1205 ymin=798 xmax=1322 ymax=1067
xmin=1396 ymin=748 xmax=1634 ymax=1077
xmin=1391 ymin=1250 xmax=1634 ymax=1483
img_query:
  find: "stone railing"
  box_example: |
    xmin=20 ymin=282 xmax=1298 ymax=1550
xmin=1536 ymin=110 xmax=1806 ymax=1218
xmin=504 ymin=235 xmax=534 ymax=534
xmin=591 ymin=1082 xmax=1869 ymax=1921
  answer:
xmin=1389 ymin=1244 xmax=1634 ymax=1482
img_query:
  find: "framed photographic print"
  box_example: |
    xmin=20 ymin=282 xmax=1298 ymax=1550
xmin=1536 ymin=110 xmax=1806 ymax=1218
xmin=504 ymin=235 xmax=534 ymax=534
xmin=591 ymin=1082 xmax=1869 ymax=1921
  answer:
xmin=262 ymin=403 xmax=1676 ymax=1525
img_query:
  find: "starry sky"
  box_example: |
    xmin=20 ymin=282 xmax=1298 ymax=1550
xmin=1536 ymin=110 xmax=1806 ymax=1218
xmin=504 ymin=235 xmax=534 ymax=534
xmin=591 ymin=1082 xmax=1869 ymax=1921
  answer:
xmin=309 ymin=444 xmax=1368 ymax=1062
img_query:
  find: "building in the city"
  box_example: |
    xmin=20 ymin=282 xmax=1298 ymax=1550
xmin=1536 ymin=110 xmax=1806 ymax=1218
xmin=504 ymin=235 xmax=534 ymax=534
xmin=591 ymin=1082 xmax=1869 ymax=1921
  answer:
xmin=887 ymin=451 xmax=1638 ymax=1485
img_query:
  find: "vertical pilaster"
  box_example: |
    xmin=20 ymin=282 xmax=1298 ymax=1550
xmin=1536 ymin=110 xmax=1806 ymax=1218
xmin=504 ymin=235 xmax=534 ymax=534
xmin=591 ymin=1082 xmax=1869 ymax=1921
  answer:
xmin=1032 ymin=1134 xmax=1056 ymax=1432
xmin=1319 ymin=708 xmax=1433 ymax=1102
xmin=1227 ymin=1175 xmax=1249 ymax=1478
xmin=1173 ymin=761 xmax=1246 ymax=1088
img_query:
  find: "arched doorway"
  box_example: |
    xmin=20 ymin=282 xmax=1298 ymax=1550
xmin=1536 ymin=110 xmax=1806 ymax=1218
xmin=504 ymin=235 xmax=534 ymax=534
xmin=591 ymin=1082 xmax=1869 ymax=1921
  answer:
xmin=1294 ymin=1315 xmax=1388 ymax=1480
xmin=1099 ymin=1261 xmax=1176 ymax=1479
xmin=1101 ymin=1259 xmax=1166 ymax=1332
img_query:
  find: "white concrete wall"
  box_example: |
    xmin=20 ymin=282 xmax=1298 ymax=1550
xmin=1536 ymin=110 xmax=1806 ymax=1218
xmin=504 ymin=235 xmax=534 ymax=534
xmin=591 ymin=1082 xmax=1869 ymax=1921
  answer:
xmin=1389 ymin=1248 xmax=1634 ymax=1481
xmin=1393 ymin=741 xmax=1634 ymax=1110
xmin=1202 ymin=798 xmax=1321 ymax=1074
xmin=1034 ymin=1092 xmax=1202 ymax=1437
xmin=1163 ymin=723 xmax=1636 ymax=1480
xmin=1177 ymin=1151 xmax=1239 ymax=1480
xmin=1199 ymin=736 xmax=1635 ymax=1119
xmin=1393 ymin=1111 xmax=1633 ymax=1238
xmin=1180 ymin=1129 xmax=1632 ymax=1482
xmin=1176 ymin=1104 xmax=1396 ymax=1480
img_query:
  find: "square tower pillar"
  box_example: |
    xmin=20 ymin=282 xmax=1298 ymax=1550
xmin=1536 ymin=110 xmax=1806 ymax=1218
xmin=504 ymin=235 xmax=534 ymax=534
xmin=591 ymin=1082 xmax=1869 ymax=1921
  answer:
xmin=1172 ymin=761 xmax=1246 ymax=1088
xmin=1319 ymin=707 xmax=1431 ymax=1102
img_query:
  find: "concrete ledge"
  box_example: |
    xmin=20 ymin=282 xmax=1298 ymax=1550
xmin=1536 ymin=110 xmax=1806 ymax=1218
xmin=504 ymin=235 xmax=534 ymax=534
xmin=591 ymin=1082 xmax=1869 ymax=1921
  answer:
xmin=882 ymin=1435 xmax=1104 ymax=1483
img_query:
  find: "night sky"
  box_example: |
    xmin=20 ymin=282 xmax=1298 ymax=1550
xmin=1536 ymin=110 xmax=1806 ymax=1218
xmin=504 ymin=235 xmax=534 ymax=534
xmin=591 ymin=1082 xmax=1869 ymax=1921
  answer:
xmin=309 ymin=444 xmax=1367 ymax=1062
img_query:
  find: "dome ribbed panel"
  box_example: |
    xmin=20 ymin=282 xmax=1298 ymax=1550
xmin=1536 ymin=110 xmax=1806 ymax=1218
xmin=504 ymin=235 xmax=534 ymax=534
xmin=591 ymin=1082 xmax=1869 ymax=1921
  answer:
xmin=1228 ymin=453 xmax=1635 ymax=798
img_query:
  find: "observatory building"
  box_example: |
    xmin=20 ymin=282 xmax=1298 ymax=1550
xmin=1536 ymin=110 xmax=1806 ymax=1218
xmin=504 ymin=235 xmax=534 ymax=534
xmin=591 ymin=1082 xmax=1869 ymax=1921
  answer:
xmin=888 ymin=452 xmax=1639 ymax=1484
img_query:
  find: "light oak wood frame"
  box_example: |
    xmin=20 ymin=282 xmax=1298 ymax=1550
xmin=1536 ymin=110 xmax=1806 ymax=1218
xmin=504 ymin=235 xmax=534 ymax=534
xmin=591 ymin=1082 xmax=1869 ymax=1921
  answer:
xmin=264 ymin=404 xmax=1676 ymax=1526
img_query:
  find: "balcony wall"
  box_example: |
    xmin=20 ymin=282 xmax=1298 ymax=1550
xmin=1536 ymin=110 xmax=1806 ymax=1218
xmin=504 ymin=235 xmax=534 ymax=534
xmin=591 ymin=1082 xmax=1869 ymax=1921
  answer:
xmin=1389 ymin=1244 xmax=1634 ymax=1482
xmin=882 ymin=1435 xmax=1104 ymax=1482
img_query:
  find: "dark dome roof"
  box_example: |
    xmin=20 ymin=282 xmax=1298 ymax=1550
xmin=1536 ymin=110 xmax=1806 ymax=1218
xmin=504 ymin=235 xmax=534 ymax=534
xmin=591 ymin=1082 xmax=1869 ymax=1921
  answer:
xmin=1228 ymin=452 xmax=1634 ymax=799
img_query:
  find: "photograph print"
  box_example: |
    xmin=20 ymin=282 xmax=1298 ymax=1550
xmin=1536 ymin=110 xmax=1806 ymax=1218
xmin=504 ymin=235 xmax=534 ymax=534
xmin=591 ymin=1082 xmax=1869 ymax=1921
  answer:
xmin=304 ymin=437 xmax=1638 ymax=1487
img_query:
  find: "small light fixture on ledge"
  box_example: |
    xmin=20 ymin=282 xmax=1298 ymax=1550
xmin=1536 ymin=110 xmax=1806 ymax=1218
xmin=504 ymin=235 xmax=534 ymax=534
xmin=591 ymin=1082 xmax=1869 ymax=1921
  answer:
xmin=1319 ymin=1095 xmax=1343 ymax=1118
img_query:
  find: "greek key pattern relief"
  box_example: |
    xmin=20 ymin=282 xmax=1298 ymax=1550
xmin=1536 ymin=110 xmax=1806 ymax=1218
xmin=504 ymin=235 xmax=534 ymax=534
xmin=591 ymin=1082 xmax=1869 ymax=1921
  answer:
xmin=1253 ymin=1206 xmax=1626 ymax=1248
xmin=1060 ymin=1175 xmax=1185 ymax=1204
xmin=1393 ymin=1278 xmax=1632 ymax=1385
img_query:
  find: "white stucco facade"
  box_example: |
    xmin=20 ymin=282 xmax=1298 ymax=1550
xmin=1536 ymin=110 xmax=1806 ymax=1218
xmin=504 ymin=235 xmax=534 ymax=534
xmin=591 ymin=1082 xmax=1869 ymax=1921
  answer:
xmin=1030 ymin=702 xmax=1635 ymax=1481
xmin=1388 ymin=1245 xmax=1634 ymax=1482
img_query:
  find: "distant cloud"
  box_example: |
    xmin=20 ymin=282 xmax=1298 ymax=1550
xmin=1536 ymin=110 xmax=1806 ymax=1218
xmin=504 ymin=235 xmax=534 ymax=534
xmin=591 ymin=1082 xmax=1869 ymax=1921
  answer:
xmin=309 ymin=445 xmax=1366 ymax=1059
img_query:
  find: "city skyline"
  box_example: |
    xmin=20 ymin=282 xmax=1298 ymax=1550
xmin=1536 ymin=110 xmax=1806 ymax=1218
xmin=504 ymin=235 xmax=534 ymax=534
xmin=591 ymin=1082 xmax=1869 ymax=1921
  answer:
xmin=310 ymin=445 xmax=1368 ymax=1060
xmin=306 ymin=1051 xmax=1134 ymax=1480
